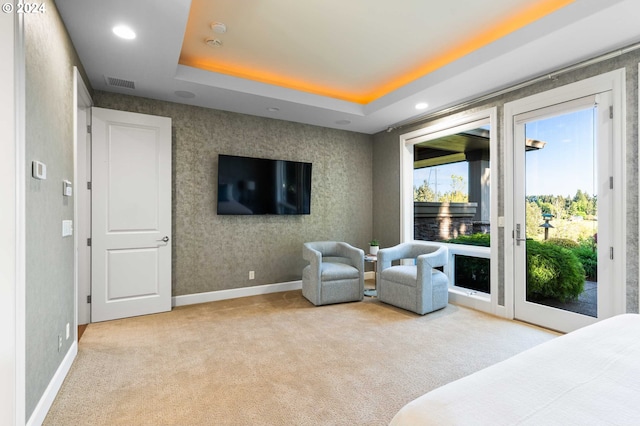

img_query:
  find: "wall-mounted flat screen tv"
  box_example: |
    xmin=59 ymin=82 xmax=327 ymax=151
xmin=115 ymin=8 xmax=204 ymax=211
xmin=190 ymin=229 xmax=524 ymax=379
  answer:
xmin=217 ymin=154 xmax=312 ymax=215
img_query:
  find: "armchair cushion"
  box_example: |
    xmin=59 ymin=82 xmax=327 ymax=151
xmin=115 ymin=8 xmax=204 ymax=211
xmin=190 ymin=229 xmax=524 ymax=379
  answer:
xmin=381 ymin=265 xmax=418 ymax=287
xmin=320 ymin=262 xmax=360 ymax=281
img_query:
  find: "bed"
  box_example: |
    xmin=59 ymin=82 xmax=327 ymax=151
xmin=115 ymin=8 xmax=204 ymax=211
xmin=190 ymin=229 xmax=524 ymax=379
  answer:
xmin=390 ymin=314 xmax=640 ymax=425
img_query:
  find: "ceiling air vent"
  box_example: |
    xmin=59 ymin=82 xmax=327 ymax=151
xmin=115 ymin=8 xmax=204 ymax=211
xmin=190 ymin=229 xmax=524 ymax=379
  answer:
xmin=104 ymin=76 xmax=136 ymax=89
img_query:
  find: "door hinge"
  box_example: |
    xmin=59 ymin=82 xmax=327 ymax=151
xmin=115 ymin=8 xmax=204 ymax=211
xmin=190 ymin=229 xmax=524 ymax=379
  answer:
xmin=610 ymin=247 xmax=614 ymax=260
xmin=87 ymin=295 xmax=91 ymax=304
xmin=609 ymin=106 xmax=613 ymax=119
xmin=87 ymin=181 xmax=92 ymax=190
xmin=87 ymin=124 xmax=92 ymax=134
xmin=610 ymin=176 xmax=613 ymax=189
xmin=87 ymin=238 xmax=91 ymax=246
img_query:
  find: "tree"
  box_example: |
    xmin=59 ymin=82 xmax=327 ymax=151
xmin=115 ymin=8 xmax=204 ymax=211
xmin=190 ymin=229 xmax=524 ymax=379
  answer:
xmin=537 ymin=201 xmax=553 ymax=215
xmin=414 ymin=180 xmax=436 ymax=202
xmin=526 ymin=201 xmax=543 ymax=239
xmin=414 ymin=174 xmax=468 ymax=202
xmin=439 ymin=174 xmax=468 ymax=202
xmin=570 ymin=189 xmax=589 ymax=217
xmin=552 ymin=195 xmax=567 ymax=219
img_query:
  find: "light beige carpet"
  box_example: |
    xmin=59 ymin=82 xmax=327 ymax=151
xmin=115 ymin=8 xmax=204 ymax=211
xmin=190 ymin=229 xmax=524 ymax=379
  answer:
xmin=44 ymin=291 xmax=557 ymax=425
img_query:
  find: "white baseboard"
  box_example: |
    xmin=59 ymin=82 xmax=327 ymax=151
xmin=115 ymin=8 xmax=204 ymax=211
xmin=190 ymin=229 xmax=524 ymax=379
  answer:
xmin=27 ymin=341 xmax=78 ymax=426
xmin=172 ymin=280 xmax=302 ymax=307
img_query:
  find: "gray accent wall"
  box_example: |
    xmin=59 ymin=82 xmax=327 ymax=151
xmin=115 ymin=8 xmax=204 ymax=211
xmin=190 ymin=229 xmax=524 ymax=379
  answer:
xmin=93 ymin=92 xmax=374 ymax=296
xmin=373 ymin=48 xmax=640 ymax=313
xmin=24 ymin=0 xmax=87 ymax=418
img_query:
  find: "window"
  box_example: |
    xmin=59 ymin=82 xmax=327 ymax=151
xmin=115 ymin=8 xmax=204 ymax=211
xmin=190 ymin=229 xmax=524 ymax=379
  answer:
xmin=400 ymin=108 xmax=497 ymax=313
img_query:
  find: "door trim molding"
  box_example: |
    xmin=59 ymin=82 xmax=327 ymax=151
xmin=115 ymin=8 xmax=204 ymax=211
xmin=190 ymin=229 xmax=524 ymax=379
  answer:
xmin=2 ymin=10 xmax=25 ymax=426
xmin=504 ymin=68 xmax=627 ymax=324
xmin=73 ymin=67 xmax=92 ymax=328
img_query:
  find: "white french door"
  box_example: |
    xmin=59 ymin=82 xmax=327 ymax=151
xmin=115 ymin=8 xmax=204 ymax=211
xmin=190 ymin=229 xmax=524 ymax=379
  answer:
xmin=511 ymin=93 xmax=616 ymax=333
xmin=91 ymin=107 xmax=172 ymax=322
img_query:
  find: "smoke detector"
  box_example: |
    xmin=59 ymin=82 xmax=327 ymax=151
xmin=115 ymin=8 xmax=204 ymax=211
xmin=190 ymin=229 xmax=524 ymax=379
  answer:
xmin=211 ymin=22 xmax=227 ymax=34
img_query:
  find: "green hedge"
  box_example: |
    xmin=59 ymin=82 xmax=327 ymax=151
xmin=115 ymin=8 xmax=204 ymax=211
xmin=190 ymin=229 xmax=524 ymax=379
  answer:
xmin=526 ymin=240 xmax=584 ymax=301
xmin=445 ymin=233 xmax=490 ymax=247
xmin=571 ymin=245 xmax=597 ymax=280
xmin=545 ymin=237 xmax=579 ymax=249
xmin=545 ymin=238 xmax=597 ymax=281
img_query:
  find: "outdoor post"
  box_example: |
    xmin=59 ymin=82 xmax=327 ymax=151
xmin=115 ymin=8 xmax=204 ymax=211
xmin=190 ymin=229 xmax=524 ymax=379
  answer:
xmin=540 ymin=213 xmax=554 ymax=240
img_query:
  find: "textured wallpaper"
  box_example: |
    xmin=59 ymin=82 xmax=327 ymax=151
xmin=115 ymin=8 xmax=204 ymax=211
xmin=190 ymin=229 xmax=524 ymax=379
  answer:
xmin=24 ymin=0 xmax=84 ymax=418
xmin=373 ymin=49 xmax=640 ymax=313
xmin=93 ymin=92 xmax=373 ymax=296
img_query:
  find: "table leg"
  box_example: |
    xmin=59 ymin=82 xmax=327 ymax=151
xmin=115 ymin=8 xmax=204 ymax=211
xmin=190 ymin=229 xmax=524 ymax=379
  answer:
xmin=364 ymin=260 xmax=377 ymax=297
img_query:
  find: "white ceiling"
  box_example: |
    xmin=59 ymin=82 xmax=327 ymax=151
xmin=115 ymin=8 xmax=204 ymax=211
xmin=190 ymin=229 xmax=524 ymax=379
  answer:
xmin=55 ymin=0 xmax=640 ymax=134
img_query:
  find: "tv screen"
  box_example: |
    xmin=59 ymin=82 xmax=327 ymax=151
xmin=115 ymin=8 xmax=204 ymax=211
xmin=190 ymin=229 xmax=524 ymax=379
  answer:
xmin=217 ymin=154 xmax=312 ymax=215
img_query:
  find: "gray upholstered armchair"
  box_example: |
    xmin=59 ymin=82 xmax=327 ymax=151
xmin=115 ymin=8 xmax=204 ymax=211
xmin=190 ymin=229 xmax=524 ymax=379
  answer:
xmin=302 ymin=241 xmax=365 ymax=306
xmin=378 ymin=242 xmax=449 ymax=315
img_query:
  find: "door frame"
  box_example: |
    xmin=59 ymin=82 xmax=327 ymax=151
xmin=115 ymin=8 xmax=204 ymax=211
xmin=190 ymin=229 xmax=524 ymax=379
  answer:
xmin=2 ymin=10 xmax=25 ymax=425
xmin=74 ymin=67 xmax=92 ymax=327
xmin=504 ymin=69 xmax=627 ymax=325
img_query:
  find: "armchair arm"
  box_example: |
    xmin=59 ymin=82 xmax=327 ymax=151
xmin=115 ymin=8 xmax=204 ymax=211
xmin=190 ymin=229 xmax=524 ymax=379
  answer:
xmin=415 ymin=245 xmax=448 ymax=270
xmin=378 ymin=243 xmax=412 ymax=271
xmin=415 ymin=245 xmax=448 ymax=296
xmin=379 ymin=242 xmax=448 ymax=272
xmin=336 ymin=242 xmax=365 ymax=274
xmin=302 ymin=243 xmax=322 ymax=283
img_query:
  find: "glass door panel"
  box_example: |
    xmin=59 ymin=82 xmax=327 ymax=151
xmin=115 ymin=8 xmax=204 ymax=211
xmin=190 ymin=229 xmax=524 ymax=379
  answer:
xmin=525 ymin=107 xmax=597 ymax=316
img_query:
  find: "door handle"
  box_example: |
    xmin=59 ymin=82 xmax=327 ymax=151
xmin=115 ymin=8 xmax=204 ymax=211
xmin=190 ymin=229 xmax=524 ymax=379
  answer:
xmin=157 ymin=236 xmax=169 ymax=243
xmin=515 ymin=224 xmax=527 ymax=246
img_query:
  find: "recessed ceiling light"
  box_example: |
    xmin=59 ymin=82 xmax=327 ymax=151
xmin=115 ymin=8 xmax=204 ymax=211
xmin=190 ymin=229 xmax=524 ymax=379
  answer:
xmin=415 ymin=102 xmax=429 ymax=110
xmin=112 ymin=25 xmax=136 ymax=40
xmin=267 ymin=107 xmax=280 ymax=112
xmin=335 ymin=119 xmax=351 ymax=125
xmin=175 ymin=90 xmax=196 ymax=99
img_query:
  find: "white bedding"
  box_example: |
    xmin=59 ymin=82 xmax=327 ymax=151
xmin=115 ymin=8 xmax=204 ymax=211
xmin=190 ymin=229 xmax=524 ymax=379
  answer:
xmin=390 ymin=314 xmax=640 ymax=425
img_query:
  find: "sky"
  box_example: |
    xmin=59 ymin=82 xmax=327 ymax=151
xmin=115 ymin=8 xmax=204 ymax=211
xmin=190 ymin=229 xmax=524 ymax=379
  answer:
xmin=414 ymin=162 xmax=468 ymax=195
xmin=525 ymin=107 xmax=595 ymax=197
xmin=413 ymin=107 xmax=596 ymax=198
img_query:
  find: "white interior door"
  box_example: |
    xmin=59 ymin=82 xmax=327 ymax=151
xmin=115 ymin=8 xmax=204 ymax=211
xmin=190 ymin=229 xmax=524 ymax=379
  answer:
xmin=91 ymin=107 xmax=172 ymax=322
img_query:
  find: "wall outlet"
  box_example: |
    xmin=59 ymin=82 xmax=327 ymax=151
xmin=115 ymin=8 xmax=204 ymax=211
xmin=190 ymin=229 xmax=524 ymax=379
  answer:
xmin=249 ymin=270 xmax=255 ymax=280
xmin=58 ymin=335 xmax=62 ymax=352
xmin=66 ymin=323 xmax=70 ymax=340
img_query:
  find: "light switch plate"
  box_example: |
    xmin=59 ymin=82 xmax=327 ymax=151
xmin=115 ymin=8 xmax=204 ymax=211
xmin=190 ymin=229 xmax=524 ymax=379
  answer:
xmin=62 ymin=220 xmax=73 ymax=237
xmin=32 ymin=161 xmax=47 ymax=179
xmin=63 ymin=180 xmax=72 ymax=196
